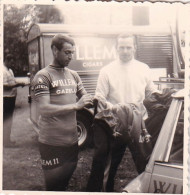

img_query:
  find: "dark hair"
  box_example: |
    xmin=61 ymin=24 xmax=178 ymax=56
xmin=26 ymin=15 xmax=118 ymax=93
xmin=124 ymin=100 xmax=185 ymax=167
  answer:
xmin=51 ymin=34 xmax=75 ymax=51
xmin=116 ymin=34 xmax=137 ymax=47
xmin=5 ymin=54 xmax=14 ymax=61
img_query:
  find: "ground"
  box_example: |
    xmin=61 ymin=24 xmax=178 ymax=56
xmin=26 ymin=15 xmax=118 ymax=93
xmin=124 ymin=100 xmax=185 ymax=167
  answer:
xmin=3 ymin=86 xmax=138 ymax=192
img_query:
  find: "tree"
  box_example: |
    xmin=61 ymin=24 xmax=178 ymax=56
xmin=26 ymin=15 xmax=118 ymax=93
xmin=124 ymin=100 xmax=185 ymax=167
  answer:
xmin=4 ymin=4 xmax=64 ymax=76
xmin=34 ymin=5 xmax=64 ymax=24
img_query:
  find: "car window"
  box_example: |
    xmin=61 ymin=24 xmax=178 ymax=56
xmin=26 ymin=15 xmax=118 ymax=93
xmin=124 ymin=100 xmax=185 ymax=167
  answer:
xmin=169 ymin=102 xmax=184 ymax=164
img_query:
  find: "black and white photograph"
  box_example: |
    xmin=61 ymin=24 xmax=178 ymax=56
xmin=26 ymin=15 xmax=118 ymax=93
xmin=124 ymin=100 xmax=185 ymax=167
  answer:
xmin=1 ymin=0 xmax=190 ymax=194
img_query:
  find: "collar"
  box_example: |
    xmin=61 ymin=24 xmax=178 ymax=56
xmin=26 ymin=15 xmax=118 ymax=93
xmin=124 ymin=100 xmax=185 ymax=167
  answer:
xmin=118 ymin=58 xmax=135 ymax=67
xmin=48 ymin=64 xmax=66 ymax=71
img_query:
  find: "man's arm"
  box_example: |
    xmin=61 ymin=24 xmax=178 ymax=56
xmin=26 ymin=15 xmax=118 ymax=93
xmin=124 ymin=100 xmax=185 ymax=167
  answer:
xmin=33 ymin=71 xmax=93 ymax=117
xmin=37 ymin=94 xmax=93 ymax=117
xmin=3 ymin=82 xmax=26 ymax=90
xmin=3 ymin=67 xmax=26 ymax=89
xmin=95 ymin=69 xmax=113 ymax=110
xmin=72 ymin=71 xmax=88 ymax=99
xmin=145 ymin=67 xmax=161 ymax=98
xmin=95 ymin=69 xmax=110 ymax=99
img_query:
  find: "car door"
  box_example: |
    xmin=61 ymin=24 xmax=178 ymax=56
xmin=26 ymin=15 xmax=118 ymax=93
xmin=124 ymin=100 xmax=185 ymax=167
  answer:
xmin=148 ymin=100 xmax=184 ymax=194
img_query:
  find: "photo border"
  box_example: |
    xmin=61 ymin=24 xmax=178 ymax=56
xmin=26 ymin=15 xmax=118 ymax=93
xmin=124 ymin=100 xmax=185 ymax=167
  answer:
xmin=0 ymin=1 xmax=189 ymax=195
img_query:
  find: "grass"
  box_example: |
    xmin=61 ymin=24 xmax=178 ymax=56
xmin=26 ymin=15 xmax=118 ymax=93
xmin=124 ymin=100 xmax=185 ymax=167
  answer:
xmin=3 ymin=86 xmax=138 ymax=192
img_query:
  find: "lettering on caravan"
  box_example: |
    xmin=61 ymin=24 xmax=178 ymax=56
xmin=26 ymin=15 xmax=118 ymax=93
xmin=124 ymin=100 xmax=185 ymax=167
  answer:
xmin=153 ymin=180 xmax=183 ymax=193
xmin=75 ymin=45 xmax=117 ymax=60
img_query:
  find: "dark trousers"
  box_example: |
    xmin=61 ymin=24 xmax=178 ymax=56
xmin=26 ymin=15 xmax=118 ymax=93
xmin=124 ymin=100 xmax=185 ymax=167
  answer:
xmin=87 ymin=121 xmax=147 ymax=192
xmin=39 ymin=143 xmax=79 ymax=191
xmin=87 ymin=122 xmax=127 ymax=192
xmin=43 ymin=161 xmax=78 ymax=191
xmin=3 ymin=96 xmax=16 ymax=145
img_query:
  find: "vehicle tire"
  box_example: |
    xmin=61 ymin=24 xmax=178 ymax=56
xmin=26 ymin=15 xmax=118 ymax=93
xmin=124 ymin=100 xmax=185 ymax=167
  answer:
xmin=77 ymin=112 xmax=93 ymax=149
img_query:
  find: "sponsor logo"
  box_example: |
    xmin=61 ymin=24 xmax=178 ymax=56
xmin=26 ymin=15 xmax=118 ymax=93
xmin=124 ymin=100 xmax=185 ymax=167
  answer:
xmin=51 ymin=79 xmax=76 ymax=88
xmin=38 ymin=78 xmax=43 ymax=84
xmin=83 ymin=61 xmax=103 ymax=68
xmin=41 ymin=158 xmax=59 ymax=166
xmin=35 ymin=85 xmax=48 ymax=89
xmin=154 ymin=180 xmax=183 ymax=193
xmin=56 ymin=88 xmax=76 ymax=94
xmin=75 ymin=45 xmax=116 ymax=60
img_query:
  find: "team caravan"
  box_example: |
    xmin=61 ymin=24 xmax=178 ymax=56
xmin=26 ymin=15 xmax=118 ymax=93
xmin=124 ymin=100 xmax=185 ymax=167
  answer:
xmin=27 ymin=23 xmax=184 ymax=147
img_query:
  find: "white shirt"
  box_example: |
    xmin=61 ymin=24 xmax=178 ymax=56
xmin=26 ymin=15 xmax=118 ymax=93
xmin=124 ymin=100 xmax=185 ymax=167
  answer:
xmin=3 ymin=65 xmax=17 ymax=97
xmin=95 ymin=59 xmax=158 ymax=119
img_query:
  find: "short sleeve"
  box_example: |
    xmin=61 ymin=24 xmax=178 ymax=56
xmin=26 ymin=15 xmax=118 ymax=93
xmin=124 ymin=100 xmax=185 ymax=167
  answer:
xmin=71 ymin=71 xmax=87 ymax=98
xmin=3 ymin=70 xmax=8 ymax=84
xmin=3 ymin=67 xmax=16 ymax=85
xmin=32 ymin=73 xmax=50 ymax=98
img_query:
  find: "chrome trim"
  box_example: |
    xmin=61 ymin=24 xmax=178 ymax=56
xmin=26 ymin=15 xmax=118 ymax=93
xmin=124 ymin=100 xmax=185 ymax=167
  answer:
xmin=155 ymin=162 xmax=183 ymax=169
xmin=164 ymin=100 xmax=183 ymax=161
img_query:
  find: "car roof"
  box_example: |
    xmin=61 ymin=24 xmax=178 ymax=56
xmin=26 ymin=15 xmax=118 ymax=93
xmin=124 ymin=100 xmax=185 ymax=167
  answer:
xmin=171 ymin=88 xmax=184 ymax=99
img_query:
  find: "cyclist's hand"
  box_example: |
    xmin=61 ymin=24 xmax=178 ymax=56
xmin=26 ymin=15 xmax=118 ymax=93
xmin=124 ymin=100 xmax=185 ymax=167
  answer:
xmin=76 ymin=94 xmax=93 ymax=110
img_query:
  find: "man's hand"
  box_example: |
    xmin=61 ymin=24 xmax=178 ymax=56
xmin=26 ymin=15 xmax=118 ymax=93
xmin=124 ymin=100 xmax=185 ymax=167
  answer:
xmin=17 ymin=82 xmax=26 ymax=88
xmin=76 ymin=94 xmax=93 ymax=110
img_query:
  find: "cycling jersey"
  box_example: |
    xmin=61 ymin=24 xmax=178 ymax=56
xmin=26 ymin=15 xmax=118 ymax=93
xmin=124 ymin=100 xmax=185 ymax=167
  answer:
xmin=32 ymin=65 xmax=86 ymax=146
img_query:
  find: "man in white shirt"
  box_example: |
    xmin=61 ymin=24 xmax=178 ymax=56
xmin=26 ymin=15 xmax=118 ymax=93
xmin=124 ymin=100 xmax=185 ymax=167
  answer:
xmin=3 ymin=54 xmax=25 ymax=147
xmin=87 ymin=34 xmax=158 ymax=192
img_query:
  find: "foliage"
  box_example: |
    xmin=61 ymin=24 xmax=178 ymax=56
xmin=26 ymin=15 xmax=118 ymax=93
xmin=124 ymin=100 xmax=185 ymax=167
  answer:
xmin=33 ymin=5 xmax=64 ymax=24
xmin=4 ymin=4 xmax=64 ymax=76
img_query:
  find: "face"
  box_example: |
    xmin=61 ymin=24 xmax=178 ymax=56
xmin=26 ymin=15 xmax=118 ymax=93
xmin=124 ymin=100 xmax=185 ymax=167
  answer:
xmin=5 ymin=58 xmax=14 ymax=69
xmin=54 ymin=42 xmax=75 ymax=68
xmin=116 ymin=37 xmax=136 ymax=63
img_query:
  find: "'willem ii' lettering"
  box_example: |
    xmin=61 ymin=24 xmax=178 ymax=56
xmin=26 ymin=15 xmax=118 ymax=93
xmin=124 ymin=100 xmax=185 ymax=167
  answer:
xmin=41 ymin=158 xmax=59 ymax=166
xmin=51 ymin=79 xmax=75 ymax=87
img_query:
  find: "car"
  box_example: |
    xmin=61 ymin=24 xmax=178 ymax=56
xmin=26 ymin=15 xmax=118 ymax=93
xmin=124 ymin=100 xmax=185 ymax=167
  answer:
xmin=123 ymin=89 xmax=184 ymax=193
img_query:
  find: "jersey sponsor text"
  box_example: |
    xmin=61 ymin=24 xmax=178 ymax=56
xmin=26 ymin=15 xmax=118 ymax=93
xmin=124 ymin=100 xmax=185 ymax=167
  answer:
xmin=56 ymin=88 xmax=77 ymax=94
xmin=51 ymin=79 xmax=76 ymax=88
